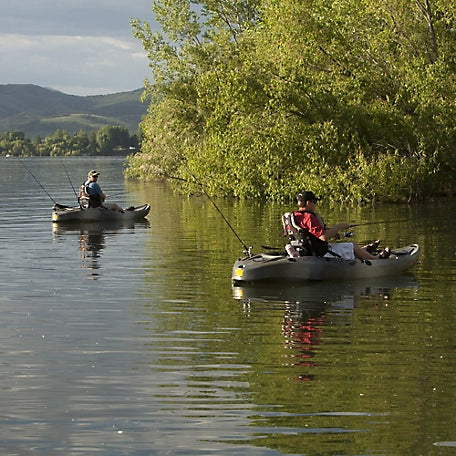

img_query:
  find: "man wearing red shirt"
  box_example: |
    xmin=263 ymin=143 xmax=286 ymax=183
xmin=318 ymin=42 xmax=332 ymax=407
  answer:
xmin=293 ymin=191 xmax=389 ymax=260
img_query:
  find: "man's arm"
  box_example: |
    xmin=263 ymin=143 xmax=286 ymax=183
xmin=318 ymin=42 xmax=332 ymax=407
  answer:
xmin=320 ymin=222 xmax=350 ymax=241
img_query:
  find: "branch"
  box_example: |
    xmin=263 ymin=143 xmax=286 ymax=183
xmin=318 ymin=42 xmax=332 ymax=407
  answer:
xmin=416 ymin=0 xmax=438 ymax=62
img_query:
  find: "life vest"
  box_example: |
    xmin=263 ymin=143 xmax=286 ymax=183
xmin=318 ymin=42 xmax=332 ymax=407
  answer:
xmin=282 ymin=211 xmax=329 ymax=257
xmin=78 ymin=182 xmax=102 ymax=209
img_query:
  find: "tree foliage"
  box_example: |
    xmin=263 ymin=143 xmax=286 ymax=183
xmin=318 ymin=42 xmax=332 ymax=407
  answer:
xmin=0 ymin=126 xmax=136 ymax=157
xmin=96 ymin=126 xmax=131 ymax=154
xmin=128 ymin=0 xmax=456 ymax=203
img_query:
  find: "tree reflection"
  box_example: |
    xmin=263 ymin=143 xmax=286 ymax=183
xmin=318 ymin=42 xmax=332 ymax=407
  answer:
xmin=233 ymin=276 xmax=419 ymax=384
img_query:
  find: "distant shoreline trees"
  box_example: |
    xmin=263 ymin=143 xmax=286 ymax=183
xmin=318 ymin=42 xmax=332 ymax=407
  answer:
xmin=0 ymin=126 xmax=139 ymax=157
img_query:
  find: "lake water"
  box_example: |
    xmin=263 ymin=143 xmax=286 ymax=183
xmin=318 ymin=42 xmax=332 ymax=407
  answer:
xmin=1 ymin=156 xmax=456 ymax=455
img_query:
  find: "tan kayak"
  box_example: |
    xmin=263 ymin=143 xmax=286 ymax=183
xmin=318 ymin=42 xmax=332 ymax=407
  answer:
xmin=52 ymin=203 xmax=150 ymax=223
xmin=232 ymin=244 xmax=420 ymax=283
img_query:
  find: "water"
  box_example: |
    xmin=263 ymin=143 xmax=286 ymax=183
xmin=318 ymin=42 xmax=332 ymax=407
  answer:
xmin=1 ymin=157 xmax=456 ymax=455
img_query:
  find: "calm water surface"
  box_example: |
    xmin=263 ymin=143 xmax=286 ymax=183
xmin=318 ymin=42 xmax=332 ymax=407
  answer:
xmin=1 ymin=157 xmax=456 ymax=455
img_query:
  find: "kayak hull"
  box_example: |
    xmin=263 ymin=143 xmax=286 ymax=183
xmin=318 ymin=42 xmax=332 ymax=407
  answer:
xmin=52 ymin=203 xmax=150 ymax=223
xmin=232 ymin=244 xmax=420 ymax=283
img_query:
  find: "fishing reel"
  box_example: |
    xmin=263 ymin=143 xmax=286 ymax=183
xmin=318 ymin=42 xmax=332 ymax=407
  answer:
xmin=243 ymin=246 xmax=254 ymax=257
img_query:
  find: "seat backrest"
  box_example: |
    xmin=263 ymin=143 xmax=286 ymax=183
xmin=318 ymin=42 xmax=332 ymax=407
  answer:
xmin=78 ymin=184 xmax=90 ymax=209
xmin=78 ymin=183 xmax=102 ymax=209
xmin=282 ymin=211 xmax=305 ymax=240
xmin=282 ymin=211 xmax=329 ymax=257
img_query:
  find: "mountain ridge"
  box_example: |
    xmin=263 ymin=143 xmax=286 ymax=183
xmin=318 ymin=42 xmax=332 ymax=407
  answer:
xmin=0 ymin=84 xmax=148 ymax=138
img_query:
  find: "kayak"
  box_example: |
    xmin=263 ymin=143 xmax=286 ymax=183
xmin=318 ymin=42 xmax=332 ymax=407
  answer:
xmin=232 ymin=244 xmax=420 ymax=283
xmin=52 ymin=203 xmax=150 ymax=223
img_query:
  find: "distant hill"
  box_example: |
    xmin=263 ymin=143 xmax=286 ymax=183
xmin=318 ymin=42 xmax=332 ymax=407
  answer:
xmin=0 ymin=84 xmax=148 ymax=138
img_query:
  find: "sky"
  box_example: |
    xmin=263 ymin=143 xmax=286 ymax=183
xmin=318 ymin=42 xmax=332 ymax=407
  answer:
xmin=0 ymin=0 xmax=159 ymax=96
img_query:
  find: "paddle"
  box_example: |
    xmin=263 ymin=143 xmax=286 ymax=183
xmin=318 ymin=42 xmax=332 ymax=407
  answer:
xmin=261 ymin=245 xmax=284 ymax=251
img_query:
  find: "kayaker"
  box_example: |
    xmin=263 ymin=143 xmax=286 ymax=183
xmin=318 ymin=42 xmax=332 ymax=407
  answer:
xmin=293 ymin=190 xmax=390 ymax=260
xmin=81 ymin=170 xmax=124 ymax=212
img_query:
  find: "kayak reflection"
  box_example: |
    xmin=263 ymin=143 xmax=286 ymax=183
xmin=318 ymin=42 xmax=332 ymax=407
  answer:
xmin=232 ymin=274 xmax=419 ymax=307
xmin=234 ymin=275 xmax=419 ymax=382
xmin=52 ymin=220 xmax=150 ymax=279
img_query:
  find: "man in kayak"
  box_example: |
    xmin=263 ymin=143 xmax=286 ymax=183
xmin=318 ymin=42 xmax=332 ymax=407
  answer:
xmin=81 ymin=170 xmax=124 ymax=212
xmin=293 ymin=190 xmax=390 ymax=260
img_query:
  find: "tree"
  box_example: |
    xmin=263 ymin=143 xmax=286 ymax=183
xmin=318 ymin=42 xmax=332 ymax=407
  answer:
xmin=128 ymin=0 xmax=260 ymax=182
xmin=0 ymin=131 xmax=35 ymax=156
xmin=96 ymin=126 xmax=130 ymax=154
xmin=130 ymin=0 xmax=456 ymax=202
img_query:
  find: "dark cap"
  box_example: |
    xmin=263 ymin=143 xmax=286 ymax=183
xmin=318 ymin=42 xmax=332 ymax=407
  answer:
xmin=88 ymin=170 xmax=100 ymax=178
xmin=297 ymin=191 xmax=320 ymax=204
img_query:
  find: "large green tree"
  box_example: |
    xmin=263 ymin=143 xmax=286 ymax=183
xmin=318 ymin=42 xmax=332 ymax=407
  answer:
xmin=129 ymin=0 xmax=456 ymax=203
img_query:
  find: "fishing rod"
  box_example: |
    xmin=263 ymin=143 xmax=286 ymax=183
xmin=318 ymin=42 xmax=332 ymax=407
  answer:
xmin=349 ymin=219 xmax=409 ymax=228
xmin=260 ymin=217 xmax=410 ymax=250
xmin=177 ymin=167 xmax=251 ymax=254
xmin=19 ymin=158 xmax=58 ymax=205
xmin=105 ymin=191 xmax=128 ymax=199
xmin=60 ymin=159 xmax=78 ymax=200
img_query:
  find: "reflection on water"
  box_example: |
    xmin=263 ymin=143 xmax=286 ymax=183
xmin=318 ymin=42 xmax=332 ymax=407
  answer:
xmin=233 ymin=274 xmax=419 ymax=307
xmin=4 ymin=157 xmax=456 ymax=456
xmin=52 ymin=220 xmax=150 ymax=279
xmin=78 ymin=226 xmax=105 ymax=276
xmin=229 ymin=275 xmax=429 ymax=453
xmin=234 ymin=276 xmax=419 ymax=385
